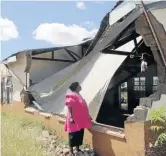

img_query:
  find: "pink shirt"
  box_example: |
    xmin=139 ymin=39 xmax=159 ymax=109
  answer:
xmin=64 ymin=92 xmax=92 ymax=133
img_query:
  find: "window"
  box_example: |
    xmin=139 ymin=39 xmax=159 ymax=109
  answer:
xmin=120 ymin=82 xmax=128 ymax=111
xmin=153 ymin=77 xmax=159 ymax=85
xmin=153 ymin=77 xmax=159 ymax=93
xmin=134 ymin=77 xmax=146 ymax=91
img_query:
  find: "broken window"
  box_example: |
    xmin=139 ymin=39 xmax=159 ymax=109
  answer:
xmin=120 ymin=82 xmax=128 ymax=111
xmin=153 ymin=76 xmax=159 ymax=93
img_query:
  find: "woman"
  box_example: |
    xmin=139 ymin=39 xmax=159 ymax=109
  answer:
xmin=64 ymin=82 xmax=92 ymax=155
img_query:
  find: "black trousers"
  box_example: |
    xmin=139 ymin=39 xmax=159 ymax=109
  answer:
xmin=68 ymin=129 xmax=84 ymax=147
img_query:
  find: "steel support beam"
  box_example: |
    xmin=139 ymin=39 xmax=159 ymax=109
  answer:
xmin=131 ymin=39 xmax=143 ymax=53
xmin=113 ymin=33 xmax=140 ymax=49
xmin=32 ymin=57 xmax=76 ymax=63
xmin=102 ymin=23 xmax=135 ymax=51
xmin=133 ymin=36 xmax=139 ymax=55
xmin=64 ymin=48 xmax=81 ymax=60
xmin=64 ymin=49 xmax=77 ymax=61
xmin=51 ymin=51 xmax=54 ymax=59
xmin=102 ymin=49 xmax=135 ymax=56
xmin=81 ymin=46 xmax=84 ymax=58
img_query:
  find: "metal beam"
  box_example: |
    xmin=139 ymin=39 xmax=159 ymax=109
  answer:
xmin=32 ymin=57 xmax=76 ymax=63
xmin=32 ymin=47 xmax=62 ymax=55
xmin=133 ymin=36 xmax=139 ymax=55
xmin=113 ymin=33 xmax=140 ymax=49
xmin=102 ymin=23 xmax=136 ymax=51
xmin=64 ymin=48 xmax=81 ymax=60
xmin=131 ymin=39 xmax=143 ymax=53
xmin=81 ymin=46 xmax=84 ymax=58
xmin=102 ymin=49 xmax=135 ymax=56
xmin=64 ymin=48 xmax=77 ymax=61
xmin=51 ymin=51 xmax=54 ymax=59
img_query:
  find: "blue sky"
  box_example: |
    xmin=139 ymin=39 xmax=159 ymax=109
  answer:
xmin=1 ymin=1 xmax=117 ymax=60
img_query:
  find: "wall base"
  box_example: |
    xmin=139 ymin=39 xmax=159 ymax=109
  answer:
xmin=1 ymin=101 xmax=150 ymax=156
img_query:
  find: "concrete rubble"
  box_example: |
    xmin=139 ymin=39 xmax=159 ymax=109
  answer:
xmin=37 ymin=130 xmax=97 ymax=156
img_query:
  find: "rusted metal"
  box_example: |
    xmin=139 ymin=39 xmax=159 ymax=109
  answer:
xmin=141 ymin=1 xmax=166 ymax=66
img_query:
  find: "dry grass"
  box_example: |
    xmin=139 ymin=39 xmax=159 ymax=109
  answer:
xmin=1 ymin=112 xmax=45 ymax=156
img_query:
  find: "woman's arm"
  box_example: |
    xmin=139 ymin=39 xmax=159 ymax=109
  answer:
xmin=68 ymin=107 xmax=74 ymax=123
xmin=68 ymin=107 xmax=73 ymax=118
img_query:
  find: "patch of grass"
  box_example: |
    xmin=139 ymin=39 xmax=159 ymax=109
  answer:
xmin=1 ymin=112 xmax=45 ymax=156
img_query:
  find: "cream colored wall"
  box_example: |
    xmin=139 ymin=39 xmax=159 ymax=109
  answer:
xmin=146 ymin=94 xmax=166 ymax=120
xmin=0 ymin=63 xmax=8 ymax=97
xmin=7 ymin=52 xmax=27 ymax=86
xmin=151 ymin=8 xmax=166 ymax=31
xmin=30 ymin=46 xmax=82 ymax=84
xmin=0 ymin=63 xmax=8 ymax=76
xmin=147 ymin=8 xmax=166 ymax=117
xmin=0 ymin=63 xmax=7 ymax=99
xmin=2 ymin=102 xmax=147 ymax=156
xmin=11 ymin=73 xmax=23 ymax=101
xmin=0 ymin=63 xmax=23 ymax=102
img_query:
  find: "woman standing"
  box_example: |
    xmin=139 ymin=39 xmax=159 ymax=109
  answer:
xmin=64 ymin=82 xmax=92 ymax=156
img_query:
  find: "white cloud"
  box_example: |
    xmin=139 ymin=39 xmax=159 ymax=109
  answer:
xmin=82 ymin=21 xmax=96 ymax=29
xmin=76 ymin=2 xmax=86 ymax=10
xmin=0 ymin=17 xmax=19 ymax=41
xmin=33 ymin=23 xmax=98 ymax=46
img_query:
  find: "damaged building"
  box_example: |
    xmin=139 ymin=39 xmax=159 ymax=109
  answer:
xmin=1 ymin=1 xmax=166 ymax=156
xmin=1 ymin=39 xmax=91 ymax=104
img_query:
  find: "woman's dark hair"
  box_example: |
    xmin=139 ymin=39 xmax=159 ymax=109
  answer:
xmin=69 ymin=82 xmax=79 ymax=92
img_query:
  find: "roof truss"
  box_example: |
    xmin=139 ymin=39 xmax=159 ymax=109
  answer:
xmin=32 ymin=57 xmax=76 ymax=63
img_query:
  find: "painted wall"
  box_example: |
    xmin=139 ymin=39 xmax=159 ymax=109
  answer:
xmin=0 ymin=63 xmax=8 ymax=97
xmin=151 ymin=8 xmax=166 ymax=31
xmin=2 ymin=102 xmax=148 ymax=156
xmin=30 ymin=45 xmax=82 ymax=84
xmin=147 ymin=8 xmax=166 ymax=116
xmin=0 ymin=63 xmax=23 ymax=102
xmin=0 ymin=63 xmax=7 ymax=76
xmin=7 ymin=52 xmax=27 ymax=86
xmin=146 ymin=94 xmax=166 ymax=120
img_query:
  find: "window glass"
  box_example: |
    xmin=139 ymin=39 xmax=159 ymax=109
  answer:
xmin=153 ymin=77 xmax=159 ymax=85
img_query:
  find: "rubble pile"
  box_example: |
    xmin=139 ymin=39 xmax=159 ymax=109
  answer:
xmin=37 ymin=130 xmax=97 ymax=156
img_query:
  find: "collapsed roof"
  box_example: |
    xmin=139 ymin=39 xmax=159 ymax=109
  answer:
xmin=2 ymin=39 xmax=92 ymax=86
xmin=28 ymin=1 xmax=166 ymax=120
xmin=2 ymin=1 xmax=166 ymax=120
xmin=3 ymin=38 xmax=92 ymax=63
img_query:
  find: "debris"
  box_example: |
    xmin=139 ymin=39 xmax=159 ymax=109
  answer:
xmin=63 ymin=148 xmax=70 ymax=155
xmin=39 ymin=131 xmax=97 ymax=156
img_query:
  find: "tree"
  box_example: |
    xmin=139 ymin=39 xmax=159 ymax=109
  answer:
xmin=148 ymin=106 xmax=166 ymax=147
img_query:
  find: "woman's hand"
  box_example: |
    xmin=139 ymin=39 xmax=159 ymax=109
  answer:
xmin=69 ymin=117 xmax=75 ymax=124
